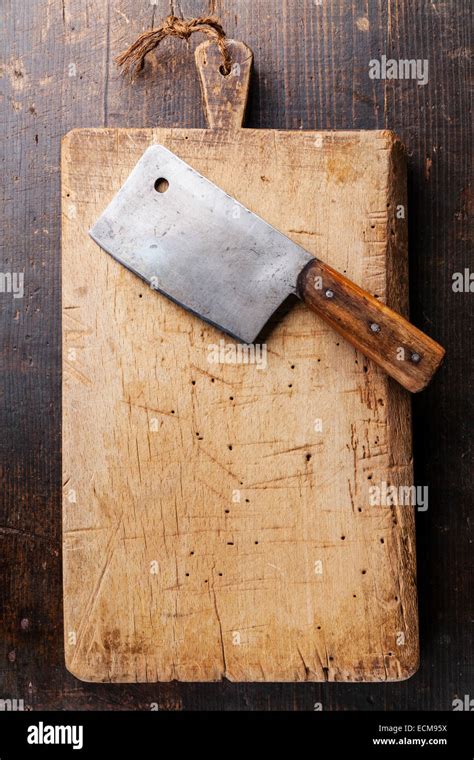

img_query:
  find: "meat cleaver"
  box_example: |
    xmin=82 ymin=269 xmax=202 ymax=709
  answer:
xmin=90 ymin=144 xmax=444 ymax=392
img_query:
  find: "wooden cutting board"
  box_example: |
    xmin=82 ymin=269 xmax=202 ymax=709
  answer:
xmin=62 ymin=40 xmax=418 ymax=682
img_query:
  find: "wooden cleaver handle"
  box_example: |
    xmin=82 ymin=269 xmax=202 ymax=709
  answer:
xmin=297 ymin=259 xmax=445 ymax=392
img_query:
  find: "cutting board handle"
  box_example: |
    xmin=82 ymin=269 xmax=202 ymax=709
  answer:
xmin=297 ymin=259 xmax=445 ymax=392
xmin=195 ymin=40 xmax=253 ymax=129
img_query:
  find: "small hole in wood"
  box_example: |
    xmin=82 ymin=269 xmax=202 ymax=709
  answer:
xmin=254 ymin=540 xmax=259 ymax=544
xmin=341 ymin=535 xmax=346 ymax=540
xmin=154 ymin=178 xmax=169 ymax=193
xmin=380 ymin=538 xmax=385 ymax=544
xmin=362 ymin=569 xmax=367 ymax=574
xmin=227 ymin=541 xmax=234 ymax=545
xmin=224 ymin=509 xmax=230 ymax=514
xmin=228 ymin=444 xmax=233 ymax=450
xmin=185 ymin=572 xmax=189 ymax=577
xmin=306 ymin=453 xmax=312 ymax=461
xmin=219 ymin=64 xmax=231 ymax=77
xmin=229 ymin=396 xmax=234 ymax=400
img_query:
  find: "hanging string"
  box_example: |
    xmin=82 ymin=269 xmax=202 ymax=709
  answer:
xmin=116 ymin=15 xmax=232 ymax=78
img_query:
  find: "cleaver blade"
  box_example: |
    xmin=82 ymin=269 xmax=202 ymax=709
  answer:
xmin=89 ymin=144 xmax=445 ymax=393
xmin=89 ymin=144 xmax=312 ymax=344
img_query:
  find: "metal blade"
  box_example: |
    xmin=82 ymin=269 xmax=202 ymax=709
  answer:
xmin=89 ymin=145 xmax=313 ymax=343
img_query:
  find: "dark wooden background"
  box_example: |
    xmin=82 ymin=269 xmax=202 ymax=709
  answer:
xmin=1 ymin=0 xmax=471 ymax=710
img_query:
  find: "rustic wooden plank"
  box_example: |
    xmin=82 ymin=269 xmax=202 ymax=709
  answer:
xmin=0 ymin=0 xmax=111 ymax=705
xmin=0 ymin=0 xmax=471 ymax=708
xmin=62 ymin=125 xmax=418 ymax=682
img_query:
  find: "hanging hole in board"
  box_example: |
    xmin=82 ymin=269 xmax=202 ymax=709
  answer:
xmin=219 ymin=64 xmax=231 ymax=77
xmin=154 ymin=178 xmax=169 ymax=193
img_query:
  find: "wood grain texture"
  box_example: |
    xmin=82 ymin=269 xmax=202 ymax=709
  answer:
xmin=195 ymin=40 xmax=253 ymax=130
xmin=297 ymin=259 xmax=445 ymax=392
xmin=62 ymin=126 xmax=418 ymax=682
xmin=0 ymin=0 xmax=471 ymax=708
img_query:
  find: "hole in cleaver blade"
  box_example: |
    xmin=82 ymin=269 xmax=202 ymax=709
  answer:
xmin=89 ymin=144 xmax=313 ymax=344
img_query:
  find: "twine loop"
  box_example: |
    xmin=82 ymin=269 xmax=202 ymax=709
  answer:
xmin=116 ymin=15 xmax=232 ymax=78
